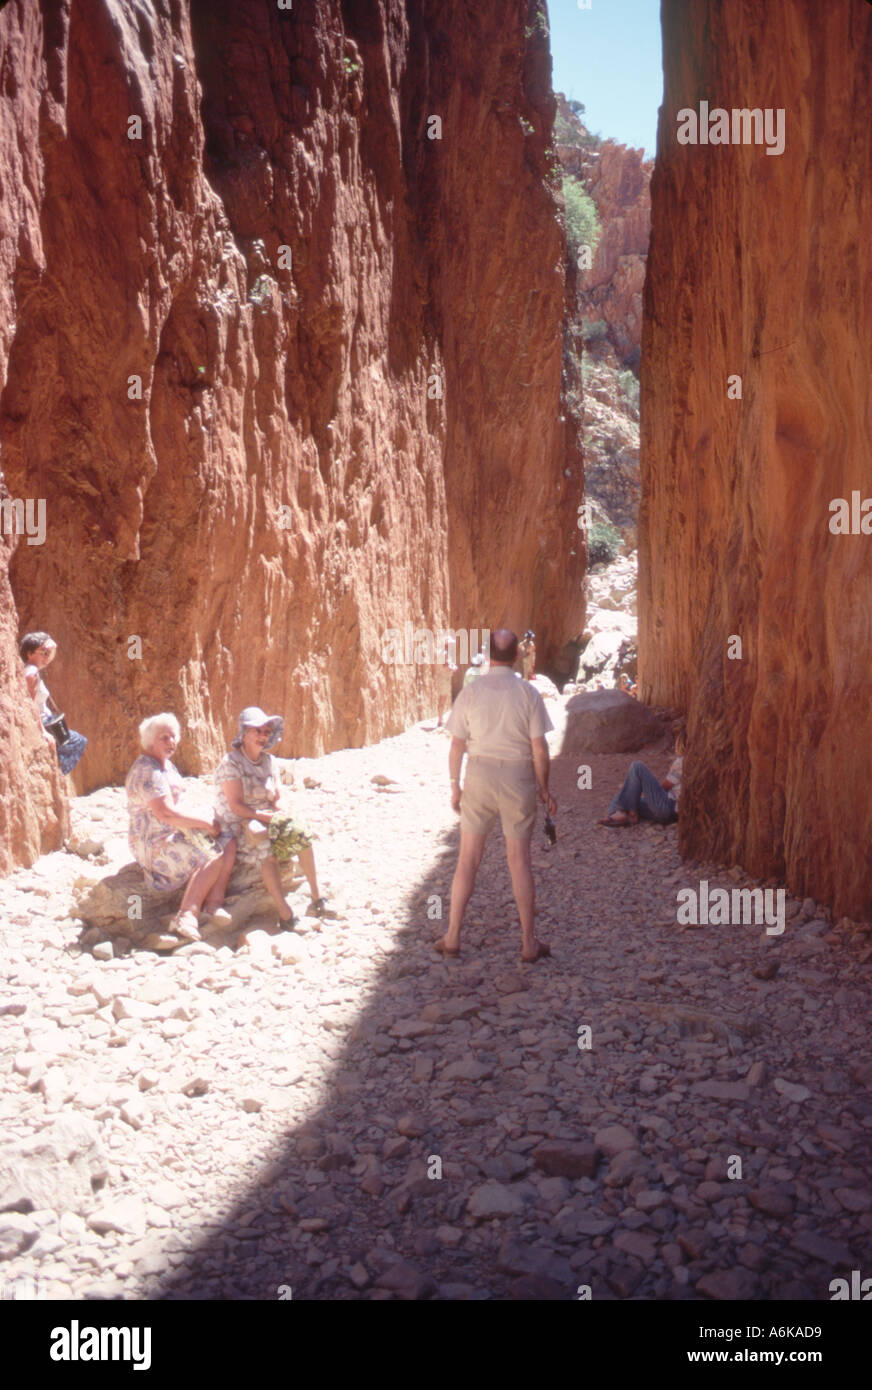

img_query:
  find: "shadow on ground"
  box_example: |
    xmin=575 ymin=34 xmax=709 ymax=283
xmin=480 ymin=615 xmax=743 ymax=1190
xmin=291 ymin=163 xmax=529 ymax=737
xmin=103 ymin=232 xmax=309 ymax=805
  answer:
xmin=146 ymin=740 xmax=870 ymax=1301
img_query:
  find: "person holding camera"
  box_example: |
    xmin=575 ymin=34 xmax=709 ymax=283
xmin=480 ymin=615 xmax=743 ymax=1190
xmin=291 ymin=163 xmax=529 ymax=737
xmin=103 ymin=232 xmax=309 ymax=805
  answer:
xmin=439 ymin=629 xmax=556 ymax=964
xmin=20 ymin=631 xmax=87 ymax=775
xmin=515 ymin=629 xmax=536 ymax=681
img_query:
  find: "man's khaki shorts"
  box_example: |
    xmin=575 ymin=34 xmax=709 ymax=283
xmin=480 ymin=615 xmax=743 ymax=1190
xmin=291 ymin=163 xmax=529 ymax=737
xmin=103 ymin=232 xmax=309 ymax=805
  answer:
xmin=460 ymin=757 xmax=539 ymax=840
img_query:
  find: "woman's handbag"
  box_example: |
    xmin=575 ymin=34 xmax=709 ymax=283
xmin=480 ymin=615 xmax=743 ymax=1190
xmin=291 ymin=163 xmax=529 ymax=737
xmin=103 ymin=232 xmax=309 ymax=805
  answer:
xmin=243 ymin=819 xmax=270 ymax=850
xmin=44 ymin=711 xmax=71 ymax=748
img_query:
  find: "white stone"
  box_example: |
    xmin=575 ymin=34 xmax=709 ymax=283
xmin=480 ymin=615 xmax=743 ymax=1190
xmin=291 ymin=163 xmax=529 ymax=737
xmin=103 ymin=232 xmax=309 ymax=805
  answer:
xmin=88 ymin=1198 xmax=147 ymax=1238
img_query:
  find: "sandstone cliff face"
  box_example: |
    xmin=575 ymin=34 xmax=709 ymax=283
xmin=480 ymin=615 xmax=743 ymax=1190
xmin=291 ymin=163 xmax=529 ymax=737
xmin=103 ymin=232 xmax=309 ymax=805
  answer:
xmin=640 ymin=0 xmax=872 ymax=917
xmin=0 ymin=0 xmax=583 ymax=860
xmin=0 ymin=522 xmax=69 ymax=874
xmin=556 ymin=95 xmax=651 ymax=364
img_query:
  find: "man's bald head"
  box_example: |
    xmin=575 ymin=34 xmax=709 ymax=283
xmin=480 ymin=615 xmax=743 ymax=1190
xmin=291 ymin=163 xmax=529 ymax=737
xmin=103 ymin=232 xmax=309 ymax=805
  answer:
xmin=489 ymin=628 xmax=518 ymax=666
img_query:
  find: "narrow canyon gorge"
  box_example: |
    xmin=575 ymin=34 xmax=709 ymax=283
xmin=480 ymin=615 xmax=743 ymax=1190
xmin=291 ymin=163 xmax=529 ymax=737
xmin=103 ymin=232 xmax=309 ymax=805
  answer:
xmin=1 ymin=7 xmax=870 ymax=918
xmin=2 ymin=0 xmax=872 ymax=1321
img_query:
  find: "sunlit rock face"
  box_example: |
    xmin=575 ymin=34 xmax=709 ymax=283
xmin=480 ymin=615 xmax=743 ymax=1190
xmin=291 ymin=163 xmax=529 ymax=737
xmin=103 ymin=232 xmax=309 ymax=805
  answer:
xmin=0 ymin=527 xmax=69 ymax=873
xmin=0 ymin=0 xmax=583 ymax=862
xmin=555 ymin=95 xmax=652 ymax=365
xmin=640 ymin=0 xmax=872 ymax=916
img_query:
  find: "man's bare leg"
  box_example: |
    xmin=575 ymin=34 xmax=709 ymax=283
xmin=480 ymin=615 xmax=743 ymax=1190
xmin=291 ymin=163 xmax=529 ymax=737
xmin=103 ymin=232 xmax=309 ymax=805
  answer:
xmin=439 ymin=831 xmax=486 ymax=952
xmin=506 ymin=834 xmax=547 ymax=960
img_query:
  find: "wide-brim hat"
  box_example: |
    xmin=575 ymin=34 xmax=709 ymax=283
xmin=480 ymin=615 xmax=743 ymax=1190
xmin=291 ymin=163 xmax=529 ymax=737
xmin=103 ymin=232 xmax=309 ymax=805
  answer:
xmin=232 ymin=706 xmax=284 ymax=752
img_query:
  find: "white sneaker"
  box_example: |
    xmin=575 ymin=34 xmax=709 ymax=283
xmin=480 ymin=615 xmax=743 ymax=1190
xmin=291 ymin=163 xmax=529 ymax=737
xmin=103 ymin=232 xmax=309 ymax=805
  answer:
xmin=170 ymin=911 xmax=202 ymax=942
xmin=203 ymin=906 xmax=232 ymax=927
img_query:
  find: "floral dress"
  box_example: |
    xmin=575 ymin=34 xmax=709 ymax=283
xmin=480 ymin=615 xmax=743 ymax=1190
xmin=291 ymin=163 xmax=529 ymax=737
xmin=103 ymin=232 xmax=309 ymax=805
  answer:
xmin=125 ymin=755 xmax=220 ymax=892
xmin=214 ymin=747 xmax=311 ymax=865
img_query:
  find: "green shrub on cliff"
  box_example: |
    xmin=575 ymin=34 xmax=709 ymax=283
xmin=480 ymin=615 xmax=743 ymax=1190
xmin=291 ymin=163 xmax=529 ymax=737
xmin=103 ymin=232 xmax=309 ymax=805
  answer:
xmin=562 ymin=176 xmax=601 ymax=264
xmin=583 ymin=318 xmax=609 ymax=344
xmin=617 ymin=369 xmax=640 ymax=413
xmin=587 ymin=519 xmax=621 ymax=567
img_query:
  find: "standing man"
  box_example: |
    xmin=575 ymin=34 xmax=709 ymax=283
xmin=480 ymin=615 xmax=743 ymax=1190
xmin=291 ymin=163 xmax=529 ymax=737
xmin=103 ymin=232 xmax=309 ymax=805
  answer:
xmin=515 ymin=630 xmax=536 ymax=681
xmin=437 ymin=628 xmax=557 ymax=963
xmin=435 ymin=632 xmax=458 ymax=728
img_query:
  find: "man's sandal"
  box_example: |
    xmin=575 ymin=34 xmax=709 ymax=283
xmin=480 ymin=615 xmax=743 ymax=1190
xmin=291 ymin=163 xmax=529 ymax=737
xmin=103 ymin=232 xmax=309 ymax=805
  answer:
xmin=434 ymin=937 xmax=460 ymax=958
xmin=521 ymin=941 xmax=551 ymax=964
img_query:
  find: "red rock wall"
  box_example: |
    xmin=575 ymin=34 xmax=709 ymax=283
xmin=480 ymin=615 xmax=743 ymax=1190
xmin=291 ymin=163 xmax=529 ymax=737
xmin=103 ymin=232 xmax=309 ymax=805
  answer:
xmin=0 ymin=522 xmax=69 ymax=874
xmin=0 ymin=1 xmax=70 ymax=871
xmin=0 ymin=0 xmax=583 ymax=855
xmin=556 ymin=97 xmax=651 ymax=363
xmin=639 ymin=0 xmax=872 ymax=917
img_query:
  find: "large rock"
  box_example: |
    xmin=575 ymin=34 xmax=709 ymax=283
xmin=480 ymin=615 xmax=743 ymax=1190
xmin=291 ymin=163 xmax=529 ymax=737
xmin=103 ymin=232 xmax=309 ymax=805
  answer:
xmin=577 ymin=627 xmax=635 ymax=687
xmin=73 ymin=860 xmax=304 ymax=947
xmin=0 ymin=1115 xmax=109 ymax=1216
xmin=0 ymin=0 xmax=583 ymax=863
xmin=639 ymin=0 xmax=872 ymax=919
xmin=561 ymin=690 xmax=665 ymax=755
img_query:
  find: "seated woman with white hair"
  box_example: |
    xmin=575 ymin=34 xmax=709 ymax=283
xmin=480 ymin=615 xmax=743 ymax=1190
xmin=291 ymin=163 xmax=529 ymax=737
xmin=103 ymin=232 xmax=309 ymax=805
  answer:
xmin=125 ymin=713 xmax=237 ymax=941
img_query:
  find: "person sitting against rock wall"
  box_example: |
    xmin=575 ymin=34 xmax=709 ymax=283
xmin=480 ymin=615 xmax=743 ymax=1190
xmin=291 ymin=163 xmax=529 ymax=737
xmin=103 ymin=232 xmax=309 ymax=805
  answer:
xmin=214 ymin=707 xmax=336 ymax=926
xmin=126 ymin=713 xmax=237 ymax=941
xmin=619 ymin=673 xmax=638 ymax=698
xmin=598 ymin=732 xmax=685 ymax=827
xmin=20 ymin=631 xmax=88 ymax=776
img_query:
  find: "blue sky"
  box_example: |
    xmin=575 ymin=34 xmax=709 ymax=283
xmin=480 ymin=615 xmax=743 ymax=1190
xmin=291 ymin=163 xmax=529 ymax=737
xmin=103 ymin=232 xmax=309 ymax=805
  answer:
xmin=547 ymin=0 xmax=663 ymax=158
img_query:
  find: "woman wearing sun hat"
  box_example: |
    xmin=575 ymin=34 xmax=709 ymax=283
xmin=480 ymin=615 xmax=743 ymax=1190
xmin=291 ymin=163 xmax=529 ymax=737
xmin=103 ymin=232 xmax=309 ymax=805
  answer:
xmin=214 ymin=706 xmax=336 ymax=925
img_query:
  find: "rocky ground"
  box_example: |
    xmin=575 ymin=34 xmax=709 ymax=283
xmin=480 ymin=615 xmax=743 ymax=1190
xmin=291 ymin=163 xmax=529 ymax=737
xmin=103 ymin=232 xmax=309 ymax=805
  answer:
xmin=2 ymin=695 xmax=871 ymax=1302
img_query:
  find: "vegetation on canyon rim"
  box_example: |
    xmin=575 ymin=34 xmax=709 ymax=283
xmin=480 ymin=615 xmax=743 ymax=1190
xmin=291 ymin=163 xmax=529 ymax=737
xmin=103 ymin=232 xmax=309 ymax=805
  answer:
xmin=562 ymin=175 xmax=601 ymax=266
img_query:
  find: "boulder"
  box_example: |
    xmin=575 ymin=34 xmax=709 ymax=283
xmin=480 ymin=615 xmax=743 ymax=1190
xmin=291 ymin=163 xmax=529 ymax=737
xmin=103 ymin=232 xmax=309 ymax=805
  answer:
xmin=530 ymin=674 xmax=560 ymax=700
xmin=561 ymin=690 xmax=665 ymax=755
xmin=73 ymin=859 xmax=305 ymax=949
xmin=0 ymin=1114 xmax=109 ymax=1216
xmin=578 ymin=628 xmax=631 ymax=684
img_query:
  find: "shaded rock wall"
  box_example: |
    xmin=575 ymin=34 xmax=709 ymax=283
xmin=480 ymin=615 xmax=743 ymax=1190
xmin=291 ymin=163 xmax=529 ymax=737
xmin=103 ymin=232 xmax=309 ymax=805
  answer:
xmin=0 ymin=0 xmax=583 ymax=862
xmin=640 ymin=0 xmax=872 ymax=917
